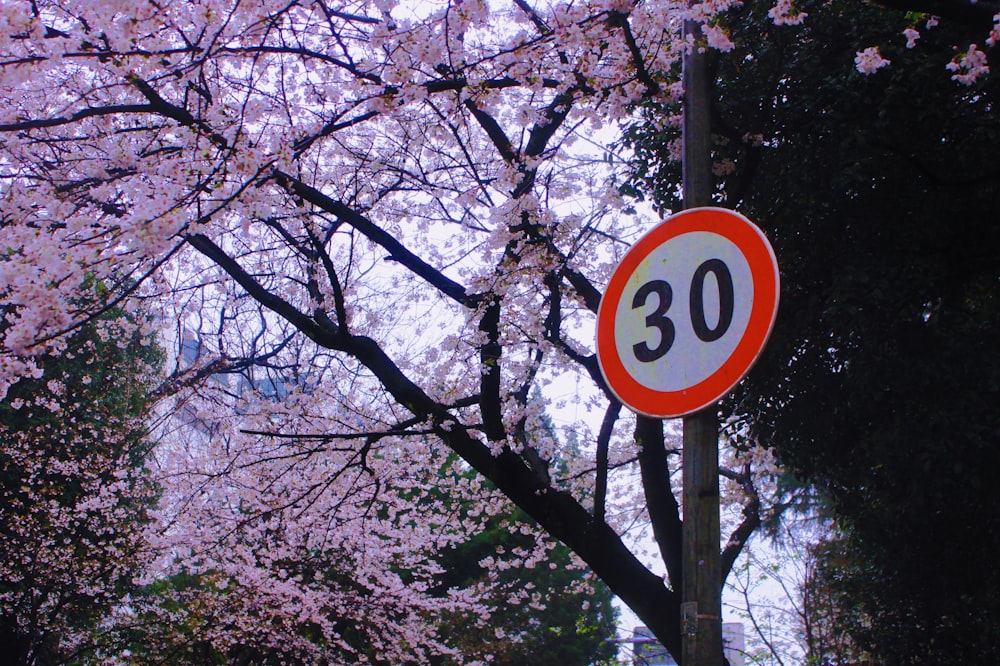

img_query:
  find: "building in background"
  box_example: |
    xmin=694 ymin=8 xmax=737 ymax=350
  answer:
xmin=630 ymin=624 xmax=745 ymax=666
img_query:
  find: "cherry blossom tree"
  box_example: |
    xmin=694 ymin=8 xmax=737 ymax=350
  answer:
xmin=0 ymin=1 xmax=701 ymax=658
xmin=15 ymin=0 xmax=987 ymax=659
xmin=120 ymin=361 xmax=619 ymax=664
xmin=119 ymin=362 xmax=619 ymax=663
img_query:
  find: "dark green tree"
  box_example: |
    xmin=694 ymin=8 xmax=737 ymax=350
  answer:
xmin=622 ymin=2 xmax=1000 ymax=663
xmin=432 ymin=403 xmax=619 ymax=666
xmin=434 ymin=504 xmax=619 ymax=666
xmin=0 ymin=295 xmax=161 ymax=665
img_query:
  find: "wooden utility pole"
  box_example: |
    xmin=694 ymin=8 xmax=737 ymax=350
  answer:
xmin=681 ymin=16 xmax=723 ymax=666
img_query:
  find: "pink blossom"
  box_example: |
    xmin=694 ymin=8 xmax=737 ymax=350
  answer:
xmin=988 ymin=12 xmax=1000 ymax=47
xmin=704 ymin=24 xmax=735 ymax=52
xmin=854 ymin=46 xmax=891 ymax=74
xmin=946 ymin=44 xmax=990 ymax=84
xmin=768 ymin=0 xmax=808 ymax=26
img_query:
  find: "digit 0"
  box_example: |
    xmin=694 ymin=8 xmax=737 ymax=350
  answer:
xmin=689 ymin=259 xmax=734 ymax=342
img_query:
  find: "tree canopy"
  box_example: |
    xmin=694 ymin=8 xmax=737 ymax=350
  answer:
xmin=0 ymin=1 xmax=750 ymax=658
xmin=1 ymin=0 xmax=997 ymax=663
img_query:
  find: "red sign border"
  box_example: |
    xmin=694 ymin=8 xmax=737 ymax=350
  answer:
xmin=596 ymin=208 xmax=779 ymax=418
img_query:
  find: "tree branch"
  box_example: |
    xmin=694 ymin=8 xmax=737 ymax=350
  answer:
xmin=720 ymin=463 xmax=762 ymax=579
xmin=594 ymin=400 xmax=621 ymax=524
xmin=478 ymin=295 xmax=505 ymax=441
xmin=271 ymin=170 xmax=478 ymax=308
xmin=184 ymin=233 xmax=339 ymax=347
xmin=607 ymin=10 xmax=662 ymax=97
xmin=636 ymin=416 xmax=684 ymax=588
xmin=0 ymin=104 xmax=154 ymax=132
xmin=127 ymin=75 xmax=229 ymax=148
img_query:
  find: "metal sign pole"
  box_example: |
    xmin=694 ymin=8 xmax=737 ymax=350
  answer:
xmin=681 ymin=16 xmax=723 ymax=666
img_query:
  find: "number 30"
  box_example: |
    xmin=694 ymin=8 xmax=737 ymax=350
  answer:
xmin=631 ymin=259 xmax=735 ymax=363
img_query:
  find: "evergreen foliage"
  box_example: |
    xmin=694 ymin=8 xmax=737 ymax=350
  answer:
xmin=623 ymin=1 xmax=1000 ymax=662
xmin=0 ymin=298 xmax=161 ymax=664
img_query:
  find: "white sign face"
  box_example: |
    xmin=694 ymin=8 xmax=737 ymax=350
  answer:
xmin=597 ymin=208 xmax=779 ymax=418
xmin=613 ymin=231 xmax=754 ymax=392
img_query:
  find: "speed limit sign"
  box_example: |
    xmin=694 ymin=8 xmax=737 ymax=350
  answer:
xmin=596 ymin=208 xmax=779 ymax=418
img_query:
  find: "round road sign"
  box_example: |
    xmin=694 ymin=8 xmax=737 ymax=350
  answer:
xmin=596 ymin=207 xmax=779 ymax=418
